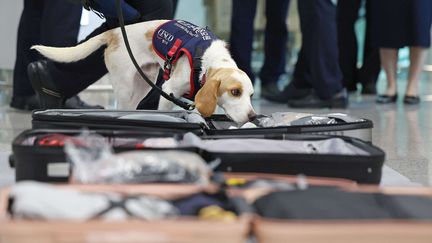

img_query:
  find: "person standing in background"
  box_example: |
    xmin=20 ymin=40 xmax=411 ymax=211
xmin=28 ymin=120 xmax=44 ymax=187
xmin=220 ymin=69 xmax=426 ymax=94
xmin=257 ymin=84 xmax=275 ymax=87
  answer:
xmin=337 ymin=0 xmax=380 ymax=95
xmin=229 ymin=0 xmax=290 ymax=99
xmin=253 ymin=0 xmax=347 ymax=108
xmin=10 ymin=0 xmax=100 ymax=111
xmin=28 ymin=0 xmax=174 ymax=110
xmin=286 ymin=0 xmax=348 ymax=108
xmin=371 ymin=0 xmax=432 ymax=104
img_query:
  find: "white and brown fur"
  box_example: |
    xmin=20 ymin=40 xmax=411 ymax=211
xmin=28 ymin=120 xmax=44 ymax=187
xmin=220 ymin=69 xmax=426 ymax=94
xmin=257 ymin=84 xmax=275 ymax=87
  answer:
xmin=32 ymin=20 xmax=256 ymax=124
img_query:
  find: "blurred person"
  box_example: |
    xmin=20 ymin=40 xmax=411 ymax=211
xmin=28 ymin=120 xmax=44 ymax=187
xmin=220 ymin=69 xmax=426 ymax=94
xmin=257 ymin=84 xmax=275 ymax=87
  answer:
xmin=9 ymin=0 xmax=99 ymax=111
xmin=28 ymin=0 xmax=174 ymax=109
xmin=229 ymin=0 xmax=290 ymax=99
xmin=371 ymin=0 xmax=432 ymax=105
xmin=172 ymin=0 xmax=178 ymax=16
xmin=337 ymin=0 xmax=380 ymax=94
xmin=269 ymin=0 xmax=347 ymax=108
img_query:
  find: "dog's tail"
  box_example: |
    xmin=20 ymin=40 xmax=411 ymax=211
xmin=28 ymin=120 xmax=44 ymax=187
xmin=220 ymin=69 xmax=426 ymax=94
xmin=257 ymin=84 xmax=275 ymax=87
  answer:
xmin=31 ymin=32 xmax=109 ymax=63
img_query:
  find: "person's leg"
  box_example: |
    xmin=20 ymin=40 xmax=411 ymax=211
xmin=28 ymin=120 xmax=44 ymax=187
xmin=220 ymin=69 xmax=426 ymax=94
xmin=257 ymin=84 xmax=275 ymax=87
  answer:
xmin=379 ymin=48 xmax=398 ymax=96
xmin=406 ymin=47 xmax=428 ymax=96
xmin=30 ymin=0 xmax=174 ymax=108
xmin=337 ymin=0 xmax=362 ymax=92
xmin=297 ymin=0 xmax=344 ymax=99
xmin=10 ymin=0 xmax=43 ymax=109
xmin=51 ymin=0 xmax=174 ymax=97
xmin=45 ymin=23 xmax=111 ymax=98
xmin=30 ymin=0 xmax=103 ymax=109
xmin=229 ymin=0 xmax=258 ymax=82
xmin=265 ymin=47 xmax=314 ymax=103
xmin=172 ymin=0 xmax=178 ymax=16
xmin=287 ymin=0 xmax=347 ymax=108
xmin=260 ymin=0 xmax=290 ymax=95
xmin=40 ymin=0 xmax=82 ymax=47
xmin=376 ymin=48 xmax=399 ymax=103
xmin=38 ymin=0 xmax=89 ymax=104
xmin=358 ymin=0 xmax=380 ymax=94
xmin=402 ymin=0 xmax=432 ymax=104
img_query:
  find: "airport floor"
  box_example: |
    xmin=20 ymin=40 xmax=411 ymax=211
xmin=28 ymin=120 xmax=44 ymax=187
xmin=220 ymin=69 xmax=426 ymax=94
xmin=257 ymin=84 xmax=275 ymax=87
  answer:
xmin=1 ymin=71 xmax=432 ymax=187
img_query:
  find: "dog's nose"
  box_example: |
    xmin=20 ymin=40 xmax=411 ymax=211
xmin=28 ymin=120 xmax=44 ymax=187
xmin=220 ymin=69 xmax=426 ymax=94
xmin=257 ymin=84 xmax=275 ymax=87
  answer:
xmin=248 ymin=111 xmax=257 ymax=121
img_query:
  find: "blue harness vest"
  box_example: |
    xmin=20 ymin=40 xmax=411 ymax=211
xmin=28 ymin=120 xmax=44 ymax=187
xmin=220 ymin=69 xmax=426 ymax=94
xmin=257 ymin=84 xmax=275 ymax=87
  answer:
xmin=152 ymin=20 xmax=218 ymax=99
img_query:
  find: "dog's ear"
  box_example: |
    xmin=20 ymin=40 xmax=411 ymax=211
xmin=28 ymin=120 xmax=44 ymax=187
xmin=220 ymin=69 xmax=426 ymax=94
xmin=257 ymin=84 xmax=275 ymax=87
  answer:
xmin=195 ymin=78 xmax=221 ymax=117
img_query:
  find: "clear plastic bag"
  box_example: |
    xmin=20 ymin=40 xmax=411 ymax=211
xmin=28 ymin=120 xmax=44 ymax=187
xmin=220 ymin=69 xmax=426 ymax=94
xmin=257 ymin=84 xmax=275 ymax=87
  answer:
xmin=65 ymin=131 xmax=210 ymax=184
xmin=258 ymin=112 xmax=363 ymax=127
xmin=290 ymin=116 xmax=338 ymax=126
xmin=11 ymin=182 xmax=178 ymax=221
xmin=258 ymin=112 xmax=314 ymax=127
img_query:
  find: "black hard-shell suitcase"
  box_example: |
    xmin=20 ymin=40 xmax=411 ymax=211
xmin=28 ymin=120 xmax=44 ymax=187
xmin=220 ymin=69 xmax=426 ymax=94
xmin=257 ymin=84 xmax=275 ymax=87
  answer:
xmin=11 ymin=129 xmax=385 ymax=184
xmin=31 ymin=109 xmax=373 ymax=142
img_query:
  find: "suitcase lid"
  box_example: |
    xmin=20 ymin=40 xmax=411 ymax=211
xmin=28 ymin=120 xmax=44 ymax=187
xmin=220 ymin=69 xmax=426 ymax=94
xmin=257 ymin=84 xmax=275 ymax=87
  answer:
xmin=32 ymin=109 xmax=208 ymax=131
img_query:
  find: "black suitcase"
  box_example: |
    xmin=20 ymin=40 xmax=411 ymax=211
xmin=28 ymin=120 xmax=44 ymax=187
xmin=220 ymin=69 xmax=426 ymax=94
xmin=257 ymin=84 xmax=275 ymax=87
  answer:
xmin=11 ymin=129 xmax=385 ymax=184
xmin=32 ymin=109 xmax=373 ymax=142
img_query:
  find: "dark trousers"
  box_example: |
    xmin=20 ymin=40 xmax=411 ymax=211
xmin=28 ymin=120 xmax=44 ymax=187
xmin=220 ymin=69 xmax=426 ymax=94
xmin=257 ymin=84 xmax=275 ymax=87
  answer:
xmin=13 ymin=0 xmax=82 ymax=96
xmin=337 ymin=0 xmax=380 ymax=90
xmin=48 ymin=0 xmax=174 ymax=98
xmin=292 ymin=0 xmax=343 ymax=99
xmin=229 ymin=0 xmax=290 ymax=85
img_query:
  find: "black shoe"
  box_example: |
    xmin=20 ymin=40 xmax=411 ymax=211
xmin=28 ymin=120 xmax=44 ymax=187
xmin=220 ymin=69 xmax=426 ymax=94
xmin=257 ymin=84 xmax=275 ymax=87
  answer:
xmin=28 ymin=60 xmax=64 ymax=109
xmin=264 ymin=82 xmax=313 ymax=103
xmin=346 ymin=84 xmax=357 ymax=92
xmin=64 ymin=96 xmax=104 ymax=109
xmin=260 ymin=83 xmax=280 ymax=99
xmin=287 ymin=88 xmax=349 ymax=109
xmin=361 ymin=82 xmax=377 ymax=95
xmin=10 ymin=94 xmax=40 ymax=111
xmin=403 ymin=95 xmax=420 ymax=105
xmin=28 ymin=60 xmax=104 ymax=109
xmin=376 ymin=94 xmax=397 ymax=104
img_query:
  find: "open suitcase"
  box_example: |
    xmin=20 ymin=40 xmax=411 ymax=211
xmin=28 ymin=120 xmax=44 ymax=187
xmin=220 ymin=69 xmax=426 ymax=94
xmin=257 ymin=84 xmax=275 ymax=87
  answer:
xmin=0 ymin=184 xmax=251 ymax=243
xmin=2 ymin=177 xmax=432 ymax=243
xmin=31 ymin=109 xmax=374 ymax=142
xmin=0 ymin=174 xmax=357 ymax=243
xmin=10 ymin=129 xmax=385 ymax=184
xmin=251 ymin=186 xmax=432 ymax=243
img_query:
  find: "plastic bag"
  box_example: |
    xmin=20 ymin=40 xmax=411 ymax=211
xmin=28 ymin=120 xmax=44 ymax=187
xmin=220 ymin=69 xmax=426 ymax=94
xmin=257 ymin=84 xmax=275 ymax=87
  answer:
xmin=65 ymin=131 xmax=210 ymax=184
xmin=290 ymin=116 xmax=338 ymax=126
xmin=258 ymin=112 xmax=314 ymax=127
xmin=258 ymin=112 xmax=364 ymax=127
xmin=11 ymin=182 xmax=178 ymax=221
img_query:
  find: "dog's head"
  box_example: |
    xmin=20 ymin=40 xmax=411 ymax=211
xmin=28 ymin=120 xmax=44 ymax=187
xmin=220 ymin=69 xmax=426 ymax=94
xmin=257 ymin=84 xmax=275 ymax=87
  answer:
xmin=195 ymin=68 xmax=256 ymax=124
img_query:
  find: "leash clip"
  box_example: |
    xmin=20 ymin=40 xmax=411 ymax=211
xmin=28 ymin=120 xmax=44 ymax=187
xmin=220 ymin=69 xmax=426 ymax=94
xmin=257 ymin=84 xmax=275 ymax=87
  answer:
xmin=164 ymin=55 xmax=173 ymax=68
xmin=163 ymin=56 xmax=174 ymax=80
xmin=187 ymin=103 xmax=196 ymax=110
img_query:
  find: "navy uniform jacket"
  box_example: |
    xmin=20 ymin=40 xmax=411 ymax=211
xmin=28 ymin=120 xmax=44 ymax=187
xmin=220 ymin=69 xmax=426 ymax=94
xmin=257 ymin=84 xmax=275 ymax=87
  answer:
xmin=88 ymin=0 xmax=140 ymax=22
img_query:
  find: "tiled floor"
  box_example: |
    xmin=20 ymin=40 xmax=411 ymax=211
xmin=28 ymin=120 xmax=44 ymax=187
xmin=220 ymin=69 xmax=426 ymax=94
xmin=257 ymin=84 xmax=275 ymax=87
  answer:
xmin=1 ymin=72 xmax=432 ymax=187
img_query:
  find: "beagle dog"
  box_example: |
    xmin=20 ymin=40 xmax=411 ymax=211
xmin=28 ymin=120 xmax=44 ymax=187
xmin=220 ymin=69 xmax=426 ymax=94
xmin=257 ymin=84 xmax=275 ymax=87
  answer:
xmin=32 ymin=19 xmax=256 ymax=124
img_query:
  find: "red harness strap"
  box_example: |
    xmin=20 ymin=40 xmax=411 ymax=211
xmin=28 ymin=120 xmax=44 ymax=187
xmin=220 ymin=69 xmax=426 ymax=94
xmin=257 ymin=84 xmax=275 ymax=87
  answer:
xmin=163 ymin=39 xmax=183 ymax=80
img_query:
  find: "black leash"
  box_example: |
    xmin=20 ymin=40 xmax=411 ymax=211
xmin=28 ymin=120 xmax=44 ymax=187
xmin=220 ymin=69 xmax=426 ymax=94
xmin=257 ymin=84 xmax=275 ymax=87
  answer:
xmin=114 ymin=0 xmax=195 ymax=110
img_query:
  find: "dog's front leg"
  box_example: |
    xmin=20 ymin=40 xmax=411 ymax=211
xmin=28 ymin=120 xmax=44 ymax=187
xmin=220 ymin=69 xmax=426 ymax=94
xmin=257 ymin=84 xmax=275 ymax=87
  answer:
xmin=157 ymin=83 xmax=181 ymax=111
xmin=157 ymin=57 xmax=191 ymax=111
